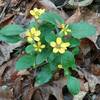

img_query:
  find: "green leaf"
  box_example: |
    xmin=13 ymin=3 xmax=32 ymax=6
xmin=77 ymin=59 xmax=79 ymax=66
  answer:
xmin=49 ymin=63 xmax=57 ymax=72
xmin=0 ymin=24 xmax=25 ymax=36
xmin=67 ymin=76 xmax=80 ymax=95
xmin=36 ymin=49 xmax=51 ymax=65
xmin=72 ymin=47 xmax=80 ymax=56
xmin=48 ymin=53 xmax=56 ymax=62
xmin=25 ymin=45 xmax=34 ymax=54
xmin=45 ymin=32 xmax=56 ymax=43
xmin=35 ymin=65 xmax=52 ymax=86
xmin=40 ymin=23 xmax=55 ymax=34
xmin=16 ymin=54 xmax=35 ymax=70
xmin=61 ymin=51 xmax=76 ymax=69
xmin=39 ymin=12 xmax=64 ymax=26
xmin=69 ymin=21 xmax=96 ymax=39
xmin=39 ymin=23 xmax=55 ymax=42
xmin=0 ymin=34 xmax=21 ymax=43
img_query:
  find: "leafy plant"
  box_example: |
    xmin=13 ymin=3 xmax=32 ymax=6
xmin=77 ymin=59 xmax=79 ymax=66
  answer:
xmin=0 ymin=8 xmax=96 ymax=95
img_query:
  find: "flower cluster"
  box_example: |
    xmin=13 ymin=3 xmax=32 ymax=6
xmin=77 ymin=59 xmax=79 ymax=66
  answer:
xmin=26 ymin=27 xmax=41 ymax=43
xmin=26 ymin=8 xmax=46 ymax=52
xmin=50 ymin=37 xmax=70 ymax=54
xmin=26 ymin=8 xmax=71 ymax=54
xmin=26 ymin=27 xmax=45 ymax=52
xmin=60 ymin=24 xmax=71 ymax=35
xmin=33 ymin=42 xmax=45 ymax=52
xmin=30 ymin=8 xmax=45 ymax=19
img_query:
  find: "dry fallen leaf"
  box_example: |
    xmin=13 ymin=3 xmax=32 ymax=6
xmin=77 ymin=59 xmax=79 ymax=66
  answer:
xmin=0 ymin=41 xmax=23 ymax=65
xmin=17 ymin=69 xmax=30 ymax=76
xmin=90 ymin=64 xmax=100 ymax=76
xmin=36 ymin=78 xmax=67 ymax=100
xmin=38 ymin=0 xmax=57 ymax=11
xmin=82 ymin=10 xmax=100 ymax=49
xmin=81 ymin=69 xmax=100 ymax=92
xmin=74 ymin=91 xmax=87 ymax=100
xmin=65 ymin=8 xmax=81 ymax=24
xmin=38 ymin=0 xmax=68 ymax=20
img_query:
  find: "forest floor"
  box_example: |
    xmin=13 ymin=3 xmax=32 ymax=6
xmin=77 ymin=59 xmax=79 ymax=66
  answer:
xmin=0 ymin=0 xmax=100 ymax=100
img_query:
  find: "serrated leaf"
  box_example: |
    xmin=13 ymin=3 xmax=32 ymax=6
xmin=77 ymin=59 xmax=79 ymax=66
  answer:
xmin=67 ymin=76 xmax=80 ymax=95
xmin=16 ymin=54 xmax=35 ymax=71
xmin=0 ymin=34 xmax=21 ymax=43
xmin=61 ymin=51 xmax=76 ymax=69
xmin=69 ymin=21 xmax=96 ymax=39
xmin=39 ymin=12 xmax=64 ymax=26
xmin=0 ymin=24 xmax=25 ymax=36
xmin=35 ymin=65 xmax=52 ymax=86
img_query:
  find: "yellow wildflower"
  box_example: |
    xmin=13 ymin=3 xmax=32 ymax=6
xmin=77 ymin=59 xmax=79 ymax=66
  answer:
xmin=33 ymin=41 xmax=45 ymax=52
xmin=50 ymin=37 xmax=70 ymax=54
xmin=60 ymin=24 xmax=71 ymax=35
xmin=26 ymin=27 xmax=41 ymax=43
xmin=30 ymin=8 xmax=45 ymax=19
xmin=58 ymin=64 xmax=63 ymax=69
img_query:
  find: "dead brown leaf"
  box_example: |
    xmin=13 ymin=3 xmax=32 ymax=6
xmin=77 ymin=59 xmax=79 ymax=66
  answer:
xmin=82 ymin=10 xmax=100 ymax=49
xmin=38 ymin=0 xmax=68 ymax=20
xmin=0 ymin=41 xmax=24 ymax=66
xmin=90 ymin=64 xmax=100 ymax=76
xmin=38 ymin=0 xmax=57 ymax=11
xmin=65 ymin=8 xmax=81 ymax=24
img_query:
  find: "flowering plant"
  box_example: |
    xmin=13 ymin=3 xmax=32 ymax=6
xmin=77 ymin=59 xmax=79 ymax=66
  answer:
xmin=0 ymin=8 xmax=96 ymax=95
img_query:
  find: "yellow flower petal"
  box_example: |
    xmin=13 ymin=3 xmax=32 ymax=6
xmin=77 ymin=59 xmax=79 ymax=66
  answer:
xmin=56 ymin=37 xmax=62 ymax=45
xmin=31 ymin=28 xmax=35 ymax=33
xmin=37 ymin=42 xmax=41 ymax=46
xmin=34 ymin=37 xmax=40 ymax=41
xmin=34 ymin=31 xmax=41 ymax=36
xmin=30 ymin=10 xmax=35 ymax=16
xmin=39 ymin=49 xmax=42 ymax=52
xmin=27 ymin=37 xmax=33 ymax=43
xmin=50 ymin=42 xmax=56 ymax=47
xmin=59 ymin=48 xmax=65 ymax=54
xmin=61 ymin=42 xmax=70 ymax=48
xmin=66 ymin=42 xmax=70 ymax=47
xmin=61 ymin=24 xmax=65 ymax=29
xmin=33 ymin=44 xmax=37 ymax=48
xmin=53 ymin=48 xmax=59 ymax=53
xmin=39 ymin=9 xmax=45 ymax=14
xmin=65 ymin=25 xmax=69 ymax=28
xmin=64 ymin=31 xmax=68 ymax=35
xmin=26 ymin=30 xmax=31 ymax=37
xmin=30 ymin=8 xmax=45 ymax=19
xmin=34 ymin=41 xmax=45 ymax=52
xmin=67 ymin=29 xmax=71 ymax=32
xmin=41 ymin=45 xmax=45 ymax=48
xmin=34 ymin=48 xmax=37 ymax=51
xmin=58 ymin=64 xmax=63 ymax=69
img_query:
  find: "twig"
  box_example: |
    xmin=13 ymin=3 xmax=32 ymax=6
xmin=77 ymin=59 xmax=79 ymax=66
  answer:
xmin=0 ymin=0 xmax=11 ymax=21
